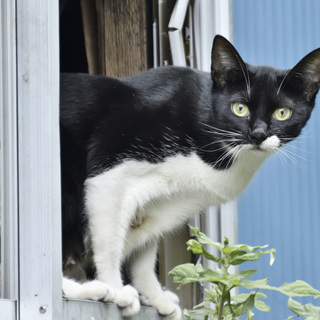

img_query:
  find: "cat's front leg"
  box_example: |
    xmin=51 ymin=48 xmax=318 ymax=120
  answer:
xmin=129 ymin=240 xmax=182 ymax=320
xmin=85 ymin=174 xmax=141 ymax=317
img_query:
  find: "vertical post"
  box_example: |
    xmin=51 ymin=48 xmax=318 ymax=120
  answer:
xmin=16 ymin=0 xmax=61 ymax=319
xmin=0 ymin=0 xmax=19 ymax=302
xmin=193 ymin=0 xmax=236 ymax=270
xmin=211 ymin=0 xmax=238 ymax=284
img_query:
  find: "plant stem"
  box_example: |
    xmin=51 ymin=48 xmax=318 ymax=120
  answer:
xmin=218 ymin=260 xmax=230 ymax=320
xmin=218 ymin=286 xmax=225 ymax=320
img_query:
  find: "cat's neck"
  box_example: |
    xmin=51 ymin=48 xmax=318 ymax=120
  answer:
xmin=218 ymin=147 xmax=270 ymax=199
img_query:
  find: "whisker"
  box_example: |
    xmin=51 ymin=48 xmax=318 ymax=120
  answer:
xmin=281 ymin=146 xmax=309 ymax=163
xmin=201 ymin=129 xmax=242 ymax=138
xmin=201 ymin=138 xmax=242 ymax=149
xmin=213 ymin=148 xmax=234 ymax=168
xmin=276 ymin=147 xmax=306 ymax=169
xmin=226 ymin=145 xmax=242 ymax=168
xmin=282 ymin=143 xmax=311 ymax=155
xmin=213 ymin=143 xmax=243 ymax=169
xmin=274 ymin=149 xmax=290 ymax=168
xmin=200 ymin=122 xmax=242 ymax=136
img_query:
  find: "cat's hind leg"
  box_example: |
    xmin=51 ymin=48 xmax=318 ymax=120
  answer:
xmin=129 ymin=240 xmax=182 ymax=320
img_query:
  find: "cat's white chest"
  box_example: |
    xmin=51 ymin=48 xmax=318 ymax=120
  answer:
xmin=85 ymin=149 xmax=269 ymax=255
xmin=113 ymin=150 xmax=267 ymax=205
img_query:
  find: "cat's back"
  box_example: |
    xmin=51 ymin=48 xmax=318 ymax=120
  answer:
xmin=60 ymin=73 xmax=135 ymax=123
xmin=60 ymin=67 xmax=208 ymax=132
xmin=61 ymin=66 xmax=207 ymax=108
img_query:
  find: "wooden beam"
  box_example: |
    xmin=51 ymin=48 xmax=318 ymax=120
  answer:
xmin=98 ymin=0 xmax=149 ymax=77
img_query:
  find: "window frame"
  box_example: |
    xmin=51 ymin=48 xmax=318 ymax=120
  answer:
xmin=1 ymin=0 xmax=62 ymax=319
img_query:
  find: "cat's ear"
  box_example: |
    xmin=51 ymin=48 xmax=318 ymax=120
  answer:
xmin=211 ymin=35 xmax=248 ymax=88
xmin=281 ymin=48 xmax=320 ymax=102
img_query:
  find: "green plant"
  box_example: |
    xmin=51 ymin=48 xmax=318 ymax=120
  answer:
xmin=169 ymin=226 xmax=320 ymax=320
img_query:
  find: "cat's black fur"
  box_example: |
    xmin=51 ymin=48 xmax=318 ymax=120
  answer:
xmin=60 ymin=35 xmax=320 ymax=288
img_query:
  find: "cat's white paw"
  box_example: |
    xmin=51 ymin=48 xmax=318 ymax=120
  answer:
xmin=63 ymin=278 xmax=115 ymax=301
xmin=158 ymin=303 xmax=182 ymax=320
xmin=158 ymin=291 xmax=182 ymax=320
xmin=163 ymin=290 xmax=180 ymax=305
xmin=141 ymin=290 xmax=182 ymax=320
xmin=113 ymin=285 xmax=141 ymax=317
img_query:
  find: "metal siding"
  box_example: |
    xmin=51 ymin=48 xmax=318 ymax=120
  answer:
xmin=232 ymin=0 xmax=320 ymax=318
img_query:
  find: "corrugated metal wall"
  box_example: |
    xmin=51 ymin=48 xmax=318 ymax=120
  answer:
xmin=232 ymin=0 xmax=320 ymax=318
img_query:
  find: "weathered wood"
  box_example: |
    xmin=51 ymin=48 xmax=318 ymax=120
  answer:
xmin=81 ymin=0 xmax=149 ymax=76
xmin=99 ymin=0 xmax=149 ymax=77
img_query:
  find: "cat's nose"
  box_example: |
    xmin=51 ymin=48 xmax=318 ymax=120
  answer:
xmin=250 ymin=127 xmax=268 ymax=145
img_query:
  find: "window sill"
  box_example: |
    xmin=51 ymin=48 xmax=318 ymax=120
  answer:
xmin=63 ymin=298 xmax=162 ymax=320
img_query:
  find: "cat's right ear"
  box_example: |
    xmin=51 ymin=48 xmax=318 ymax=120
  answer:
xmin=211 ymin=35 xmax=248 ymax=88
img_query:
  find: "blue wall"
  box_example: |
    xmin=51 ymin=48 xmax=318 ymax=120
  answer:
xmin=232 ymin=0 xmax=320 ymax=318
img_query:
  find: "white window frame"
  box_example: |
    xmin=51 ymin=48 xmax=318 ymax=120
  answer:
xmin=0 ymin=0 xmax=62 ymax=319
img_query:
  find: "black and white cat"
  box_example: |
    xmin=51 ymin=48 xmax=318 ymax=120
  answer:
xmin=61 ymin=35 xmax=320 ymax=319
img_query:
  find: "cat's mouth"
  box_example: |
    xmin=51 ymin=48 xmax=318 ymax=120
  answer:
xmin=224 ymin=135 xmax=280 ymax=154
xmin=250 ymin=135 xmax=280 ymax=152
xmin=250 ymin=145 xmax=265 ymax=152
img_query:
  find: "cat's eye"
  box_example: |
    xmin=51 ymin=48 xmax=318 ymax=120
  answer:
xmin=232 ymin=102 xmax=250 ymax=117
xmin=273 ymin=107 xmax=292 ymax=121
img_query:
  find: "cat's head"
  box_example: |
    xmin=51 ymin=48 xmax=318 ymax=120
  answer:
xmin=202 ymin=35 xmax=320 ymax=167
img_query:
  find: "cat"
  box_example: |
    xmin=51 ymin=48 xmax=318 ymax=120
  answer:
xmin=60 ymin=35 xmax=320 ymax=319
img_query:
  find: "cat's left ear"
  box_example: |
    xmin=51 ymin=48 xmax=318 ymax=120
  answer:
xmin=281 ymin=48 xmax=320 ymax=102
xmin=211 ymin=35 xmax=248 ymax=88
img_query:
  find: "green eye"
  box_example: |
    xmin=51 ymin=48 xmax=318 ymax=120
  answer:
xmin=273 ymin=107 xmax=292 ymax=121
xmin=232 ymin=102 xmax=250 ymax=117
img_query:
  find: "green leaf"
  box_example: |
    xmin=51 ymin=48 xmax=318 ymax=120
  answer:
xmin=288 ymin=297 xmax=320 ymax=319
xmin=187 ymin=239 xmax=203 ymax=255
xmin=231 ymin=249 xmax=275 ymax=266
xmin=198 ymin=269 xmax=229 ymax=285
xmin=236 ymin=279 xmax=320 ymax=298
xmin=204 ymin=288 xmax=217 ymax=303
xmin=227 ymin=269 xmax=257 ymax=281
xmin=231 ymin=252 xmax=262 ymax=265
xmin=202 ymin=247 xmax=222 ymax=263
xmin=169 ymin=263 xmax=203 ymax=288
xmin=183 ymin=309 xmax=198 ymax=320
xmin=255 ymin=299 xmax=270 ymax=312
xmin=231 ymin=293 xmax=251 ymax=304
xmin=237 ymin=278 xmax=270 ymax=289
xmin=246 ymin=309 xmax=255 ymax=320
xmin=189 ymin=226 xmax=224 ymax=251
xmin=231 ymin=292 xmax=267 ymax=302
xmin=188 ymin=307 xmax=218 ymax=317
xmin=238 ymin=293 xmax=255 ymax=316
xmin=193 ymin=297 xmax=213 ymax=309
xmin=278 ymin=280 xmax=320 ymax=298
xmin=229 ymin=250 xmax=247 ymax=262
xmin=224 ymin=243 xmax=269 ymax=254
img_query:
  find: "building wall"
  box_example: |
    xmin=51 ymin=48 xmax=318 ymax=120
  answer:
xmin=232 ymin=0 xmax=320 ymax=318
